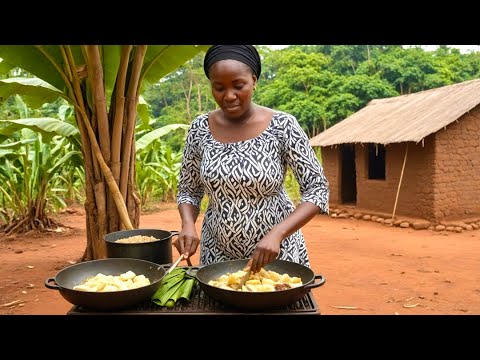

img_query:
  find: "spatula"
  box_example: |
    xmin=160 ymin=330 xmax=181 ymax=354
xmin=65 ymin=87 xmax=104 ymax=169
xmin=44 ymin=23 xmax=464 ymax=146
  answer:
xmin=235 ymin=266 xmax=251 ymax=290
xmin=165 ymin=253 xmax=186 ymax=274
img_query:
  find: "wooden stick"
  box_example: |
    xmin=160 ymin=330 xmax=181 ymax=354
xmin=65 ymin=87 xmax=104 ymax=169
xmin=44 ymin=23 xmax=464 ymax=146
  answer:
xmin=392 ymin=143 xmax=409 ymax=220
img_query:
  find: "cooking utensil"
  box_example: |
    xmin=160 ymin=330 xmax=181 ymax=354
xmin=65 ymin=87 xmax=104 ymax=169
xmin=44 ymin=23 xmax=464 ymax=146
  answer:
xmin=234 ymin=266 xmax=251 ymax=290
xmin=104 ymin=229 xmax=179 ymax=265
xmin=165 ymin=253 xmax=186 ymax=274
xmin=45 ymin=258 xmax=166 ymax=310
xmin=193 ymin=259 xmax=325 ymax=310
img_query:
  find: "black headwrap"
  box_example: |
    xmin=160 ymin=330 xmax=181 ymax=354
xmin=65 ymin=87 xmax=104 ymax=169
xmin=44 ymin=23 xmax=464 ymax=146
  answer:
xmin=203 ymin=45 xmax=261 ymax=79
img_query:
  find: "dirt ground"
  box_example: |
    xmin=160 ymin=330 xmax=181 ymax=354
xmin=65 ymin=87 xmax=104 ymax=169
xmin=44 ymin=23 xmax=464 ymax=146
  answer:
xmin=1 ymin=202 xmax=479 ymax=316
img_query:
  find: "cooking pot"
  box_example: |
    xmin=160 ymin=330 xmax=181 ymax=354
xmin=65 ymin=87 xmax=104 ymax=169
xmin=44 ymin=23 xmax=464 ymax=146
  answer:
xmin=104 ymin=229 xmax=178 ymax=265
xmin=193 ymin=259 xmax=325 ymax=310
xmin=45 ymin=258 xmax=166 ymax=310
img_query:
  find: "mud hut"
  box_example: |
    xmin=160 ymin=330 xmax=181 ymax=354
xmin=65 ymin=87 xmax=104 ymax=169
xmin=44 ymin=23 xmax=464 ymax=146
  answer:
xmin=310 ymin=79 xmax=480 ymax=223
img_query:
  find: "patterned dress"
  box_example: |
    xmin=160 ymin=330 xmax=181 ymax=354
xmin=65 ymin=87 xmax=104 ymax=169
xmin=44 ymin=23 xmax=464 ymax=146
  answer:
xmin=177 ymin=111 xmax=329 ymax=267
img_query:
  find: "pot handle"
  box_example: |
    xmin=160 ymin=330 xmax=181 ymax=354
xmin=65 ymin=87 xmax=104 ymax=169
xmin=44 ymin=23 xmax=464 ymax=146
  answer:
xmin=44 ymin=278 xmax=61 ymax=290
xmin=303 ymin=274 xmax=326 ymax=290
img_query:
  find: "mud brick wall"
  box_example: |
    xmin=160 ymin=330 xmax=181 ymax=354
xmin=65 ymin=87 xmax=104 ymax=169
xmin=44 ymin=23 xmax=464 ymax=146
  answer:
xmin=432 ymin=108 xmax=480 ymax=220
xmin=355 ymin=140 xmax=436 ymax=220
xmin=320 ymin=147 xmax=340 ymax=204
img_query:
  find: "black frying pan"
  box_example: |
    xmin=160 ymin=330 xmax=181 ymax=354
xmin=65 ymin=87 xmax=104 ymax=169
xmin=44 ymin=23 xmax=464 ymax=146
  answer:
xmin=45 ymin=258 xmax=166 ymax=311
xmin=193 ymin=259 xmax=325 ymax=310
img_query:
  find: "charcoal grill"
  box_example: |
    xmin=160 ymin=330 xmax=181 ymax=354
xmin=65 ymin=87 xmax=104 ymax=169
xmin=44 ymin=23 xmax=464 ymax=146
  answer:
xmin=67 ymin=281 xmax=321 ymax=315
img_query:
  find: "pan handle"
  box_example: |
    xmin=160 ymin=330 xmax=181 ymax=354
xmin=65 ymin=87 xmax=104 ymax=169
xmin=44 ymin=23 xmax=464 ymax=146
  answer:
xmin=303 ymin=274 xmax=326 ymax=290
xmin=44 ymin=278 xmax=61 ymax=290
xmin=185 ymin=266 xmax=202 ymax=277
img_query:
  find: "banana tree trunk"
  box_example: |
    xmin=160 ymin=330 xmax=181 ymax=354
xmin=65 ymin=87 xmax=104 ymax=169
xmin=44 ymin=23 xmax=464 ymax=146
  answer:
xmin=77 ymin=45 xmax=140 ymax=260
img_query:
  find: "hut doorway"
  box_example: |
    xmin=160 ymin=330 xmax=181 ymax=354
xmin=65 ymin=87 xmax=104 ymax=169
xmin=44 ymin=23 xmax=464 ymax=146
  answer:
xmin=341 ymin=144 xmax=357 ymax=204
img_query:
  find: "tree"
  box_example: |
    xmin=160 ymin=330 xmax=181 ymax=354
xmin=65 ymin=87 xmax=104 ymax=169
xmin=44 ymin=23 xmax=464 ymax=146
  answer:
xmin=0 ymin=45 xmax=208 ymax=260
xmin=256 ymin=48 xmax=331 ymax=135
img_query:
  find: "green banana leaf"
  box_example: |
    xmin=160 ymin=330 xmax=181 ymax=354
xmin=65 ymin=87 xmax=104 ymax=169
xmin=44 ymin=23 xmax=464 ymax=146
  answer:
xmin=0 ymin=45 xmax=209 ymax=110
xmin=0 ymin=118 xmax=79 ymax=142
xmin=135 ymin=124 xmax=189 ymax=152
xmin=151 ymin=268 xmax=197 ymax=307
xmin=0 ymin=77 xmax=63 ymax=109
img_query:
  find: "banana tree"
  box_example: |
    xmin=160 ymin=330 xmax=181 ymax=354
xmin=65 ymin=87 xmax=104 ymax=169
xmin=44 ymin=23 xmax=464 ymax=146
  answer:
xmin=0 ymin=45 xmax=208 ymax=260
xmin=0 ymin=119 xmax=82 ymax=233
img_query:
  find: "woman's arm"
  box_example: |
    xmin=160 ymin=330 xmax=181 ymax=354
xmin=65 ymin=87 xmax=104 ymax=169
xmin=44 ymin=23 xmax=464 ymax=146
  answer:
xmin=174 ymin=203 xmax=201 ymax=258
xmin=175 ymin=118 xmax=205 ymax=259
xmin=249 ymin=201 xmax=320 ymax=272
xmin=249 ymin=113 xmax=330 ymax=272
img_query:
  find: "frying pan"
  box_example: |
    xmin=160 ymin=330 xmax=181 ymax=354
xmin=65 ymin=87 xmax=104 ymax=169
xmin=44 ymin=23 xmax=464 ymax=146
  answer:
xmin=193 ymin=259 xmax=325 ymax=310
xmin=45 ymin=258 xmax=166 ymax=311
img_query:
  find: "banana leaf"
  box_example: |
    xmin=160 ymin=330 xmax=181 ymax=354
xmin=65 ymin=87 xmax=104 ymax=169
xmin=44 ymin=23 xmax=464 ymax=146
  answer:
xmin=151 ymin=268 xmax=197 ymax=307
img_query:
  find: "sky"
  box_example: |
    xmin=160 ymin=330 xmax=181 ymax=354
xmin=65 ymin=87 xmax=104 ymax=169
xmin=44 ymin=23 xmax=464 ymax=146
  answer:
xmin=268 ymin=45 xmax=480 ymax=53
xmin=405 ymin=45 xmax=480 ymax=53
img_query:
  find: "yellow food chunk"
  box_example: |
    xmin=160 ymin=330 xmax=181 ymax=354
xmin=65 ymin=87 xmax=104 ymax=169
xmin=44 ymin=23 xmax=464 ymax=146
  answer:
xmin=119 ymin=271 xmax=136 ymax=281
xmin=103 ymin=284 xmax=119 ymax=292
xmin=74 ymin=271 xmax=151 ymax=292
xmin=73 ymin=285 xmax=93 ymax=292
xmin=209 ymin=268 xmax=303 ymax=292
xmin=227 ymin=274 xmax=238 ymax=285
xmin=267 ymin=271 xmax=282 ymax=281
xmin=261 ymin=278 xmax=275 ymax=285
xmin=262 ymin=284 xmax=275 ymax=292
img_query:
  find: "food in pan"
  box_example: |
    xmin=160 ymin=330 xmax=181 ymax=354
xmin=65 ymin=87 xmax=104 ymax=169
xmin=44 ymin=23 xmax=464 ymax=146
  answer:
xmin=208 ymin=268 xmax=303 ymax=292
xmin=115 ymin=235 xmax=158 ymax=243
xmin=73 ymin=271 xmax=151 ymax=292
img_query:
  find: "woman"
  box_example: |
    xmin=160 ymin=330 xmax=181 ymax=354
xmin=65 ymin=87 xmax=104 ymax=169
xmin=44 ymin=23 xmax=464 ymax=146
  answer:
xmin=175 ymin=45 xmax=329 ymax=273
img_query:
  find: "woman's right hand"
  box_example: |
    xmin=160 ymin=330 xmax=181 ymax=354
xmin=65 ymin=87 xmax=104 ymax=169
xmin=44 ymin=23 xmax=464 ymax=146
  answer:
xmin=173 ymin=225 xmax=200 ymax=260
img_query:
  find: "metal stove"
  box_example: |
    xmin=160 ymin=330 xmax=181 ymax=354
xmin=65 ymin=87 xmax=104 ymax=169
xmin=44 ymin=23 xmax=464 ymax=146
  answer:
xmin=67 ymin=282 xmax=321 ymax=315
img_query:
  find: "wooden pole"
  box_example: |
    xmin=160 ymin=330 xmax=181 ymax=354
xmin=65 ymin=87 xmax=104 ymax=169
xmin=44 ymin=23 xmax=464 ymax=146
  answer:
xmin=392 ymin=143 xmax=409 ymax=220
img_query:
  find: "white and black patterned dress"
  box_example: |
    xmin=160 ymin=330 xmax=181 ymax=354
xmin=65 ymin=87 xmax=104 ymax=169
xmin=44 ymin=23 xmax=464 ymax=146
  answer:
xmin=177 ymin=111 xmax=329 ymax=267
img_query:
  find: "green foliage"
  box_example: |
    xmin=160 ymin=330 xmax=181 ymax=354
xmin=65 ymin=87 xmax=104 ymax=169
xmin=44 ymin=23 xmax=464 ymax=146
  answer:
xmin=0 ymin=130 xmax=83 ymax=226
xmin=257 ymin=45 xmax=480 ymax=134
xmin=284 ymin=169 xmax=301 ymax=204
xmin=0 ymin=77 xmax=63 ymax=109
xmin=136 ymin=140 xmax=183 ymax=210
xmin=0 ymin=95 xmax=84 ymax=227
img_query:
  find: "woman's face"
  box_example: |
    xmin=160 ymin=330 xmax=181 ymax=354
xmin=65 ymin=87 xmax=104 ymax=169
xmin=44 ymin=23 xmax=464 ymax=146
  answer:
xmin=208 ymin=59 xmax=257 ymax=119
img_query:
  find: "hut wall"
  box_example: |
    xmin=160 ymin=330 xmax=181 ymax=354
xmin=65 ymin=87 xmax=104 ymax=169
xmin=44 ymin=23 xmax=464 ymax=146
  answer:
xmin=432 ymin=107 xmax=480 ymax=220
xmin=320 ymin=147 xmax=340 ymax=204
xmin=355 ymin=141 xmax=436 ymax=220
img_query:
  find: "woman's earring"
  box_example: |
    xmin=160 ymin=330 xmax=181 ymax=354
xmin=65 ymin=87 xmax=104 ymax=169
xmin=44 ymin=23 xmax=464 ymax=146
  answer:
xmin=253 ymin=85 xmax=257 ymax=91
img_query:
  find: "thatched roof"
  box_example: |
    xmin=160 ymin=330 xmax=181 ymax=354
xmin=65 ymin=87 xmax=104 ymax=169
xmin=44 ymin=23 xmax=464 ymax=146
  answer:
xmin=310 ymin=78 xmax=480 ymax=147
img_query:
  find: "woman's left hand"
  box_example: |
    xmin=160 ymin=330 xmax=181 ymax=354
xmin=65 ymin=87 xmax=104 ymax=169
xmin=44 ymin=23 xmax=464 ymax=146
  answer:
xmin=249 ymin=232 xmax=282 ymax=273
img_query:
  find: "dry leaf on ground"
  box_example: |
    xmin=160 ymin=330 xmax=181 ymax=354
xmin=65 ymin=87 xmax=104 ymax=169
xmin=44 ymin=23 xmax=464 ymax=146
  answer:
xmin=330 ymin=305 xmax=360 ymax=310
xmin=403 ymin=303 xmax=420 ymax=308
xmin=1 ymin=300 xmax=24 ymax=307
